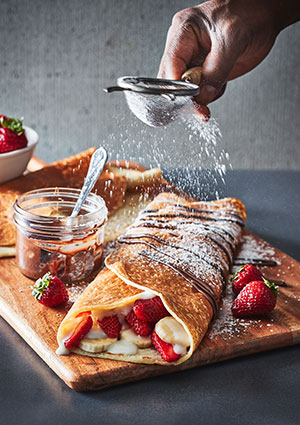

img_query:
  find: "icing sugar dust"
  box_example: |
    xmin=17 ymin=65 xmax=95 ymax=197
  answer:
xmin=105 ymin=99 xmax=231 ymax=200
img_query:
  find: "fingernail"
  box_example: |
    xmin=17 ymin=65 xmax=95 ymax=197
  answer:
xmin=199 ymin=85 xmax=219 ymax=105
xmin=197 ymin=105 xmax=211 ymax=122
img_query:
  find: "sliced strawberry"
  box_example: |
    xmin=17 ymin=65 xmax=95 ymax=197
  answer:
xmin=126 ymin=309 xmax=153 ymax=337
xmin=76 ymin=311 xmax=92 ymax=318
xmin=31 ymin=273 xmax=68 ymax=307
xmin=64 ymin=314 xmax=93 ymax=350
xmin=133 ymin=296 xmax=169 ymax=323
xmin=98 ymin=315 xmax=121 ymax=338
xmin=151 ymin=330 xmax=181 ymax=362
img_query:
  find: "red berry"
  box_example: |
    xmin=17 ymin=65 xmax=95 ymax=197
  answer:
xmin=133 ymin=296 xmax=169 ymax=323
xmin=151 ymin=330 xmax=181 ymax=362
xmin=0 ymin=115 xmax=8 ymax=124
xmin=76 ymin=310 xmax=92 ymax=318
xmin=31 ymin=273 xmax=69 ymax=307
xmin=98 ymin=315 xmax=121 ymax=338
xmin=64 ymin=313 xmax=93 ymax=350
xmin=126 ymin=309 xmax=153 ymax=337
xmin=0 ymin=127 xmax=28 ymax=153
xmin=232 ymin=280 xmax=278 ymax=317
xmin=231 ymin=264 xmax=264 ymax=295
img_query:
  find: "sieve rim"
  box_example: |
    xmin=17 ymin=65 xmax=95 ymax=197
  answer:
xmin=117 ymin=76 xmax=200 ymax=96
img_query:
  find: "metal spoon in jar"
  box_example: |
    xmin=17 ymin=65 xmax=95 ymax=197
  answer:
xmin=70 ymin=146 xmax=108 ymax=218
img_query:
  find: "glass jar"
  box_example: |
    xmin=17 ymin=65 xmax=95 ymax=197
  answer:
xmin=13 ymin=187 xmax=107 ymax=283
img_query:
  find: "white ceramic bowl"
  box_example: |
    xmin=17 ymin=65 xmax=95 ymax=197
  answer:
xmin=0 ymin=126 xmax=39 ymax=184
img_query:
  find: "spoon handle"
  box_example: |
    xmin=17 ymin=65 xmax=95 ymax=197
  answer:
xmin=70 ymin=147 xmax=108 ymax=218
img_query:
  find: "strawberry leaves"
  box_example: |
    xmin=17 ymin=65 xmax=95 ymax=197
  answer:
xmin=31 ymin=272 xmax=51 ymax=300
xmin=0 ymin=115 xmax=24 ymax=135
xmin=263 ymin=278 xmax=278 ymax=298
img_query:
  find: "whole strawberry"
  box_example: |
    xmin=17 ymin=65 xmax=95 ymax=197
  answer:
xmin=133 ymin=296 xmax=169 ymax=323
xmin=231 ymin=264 xmax=264 ymax=295
xmin=31 ymin=272 xmax=69 ymax=307
xmin=232 ymin=279 xmax=278 ymax=317
xmin=0 ymin=115 xmax=28 ymax=153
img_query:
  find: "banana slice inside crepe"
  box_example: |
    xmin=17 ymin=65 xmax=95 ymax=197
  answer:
xmin=120 ymin=329 xmax=152 ymax=348
xmin=79 ymin=338 xmax=117 ymax=353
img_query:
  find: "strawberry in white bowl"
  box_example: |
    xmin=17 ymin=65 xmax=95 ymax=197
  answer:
xmin=0 ymin=115 xmax=39 ymax=184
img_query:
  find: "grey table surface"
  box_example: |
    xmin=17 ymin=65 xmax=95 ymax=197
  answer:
xmin=1 ymin=170 xmax=300 ymax=425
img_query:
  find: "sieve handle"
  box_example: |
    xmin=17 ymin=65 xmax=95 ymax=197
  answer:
xmin=181 ymin=66 xmax=202 ymax=86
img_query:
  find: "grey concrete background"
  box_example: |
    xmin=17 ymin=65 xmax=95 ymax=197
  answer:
xmin=0 ymin=0 xmax=299 ymax=169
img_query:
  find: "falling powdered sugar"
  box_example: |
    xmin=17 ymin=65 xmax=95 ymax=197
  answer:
xmin=104 ymin=99 xmax=231 ymax=200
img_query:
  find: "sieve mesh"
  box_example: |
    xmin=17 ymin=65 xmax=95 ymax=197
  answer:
xmin=105 ymin=76 xmax=200 ymax=127
xmin=124 ymin=91 xmax=190 ymax=127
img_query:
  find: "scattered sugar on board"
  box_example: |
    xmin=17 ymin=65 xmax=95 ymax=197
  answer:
xmin=237 ymin=234 xmax=277 ymax=260
xmin=67 ymin=281 xmax=89 ymax=303
xmin=206 ymin=285 xmax=278 ymax=342
xmin=207 ymin=233 xmax=282 ymax=341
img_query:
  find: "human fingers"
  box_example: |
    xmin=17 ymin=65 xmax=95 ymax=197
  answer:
xmin=158 ymin=10 xmax=207 ymax=80
xmin=194 ymin=82 xmax=227 ymax=106
xmin=195 ymin=34 xmax=244 ymax=105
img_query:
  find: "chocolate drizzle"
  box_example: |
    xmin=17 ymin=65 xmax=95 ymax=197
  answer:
xmin=143 ymin=205 xmax=245 ymax=222
xmin=138 ymin=249 xmax=218 ymax=317
xmin=114 ymin=199 xmax=246 ymax=318
xmin=118 ymin=233 xmax=227 ymax=287
xmin=233 ymin=257 xmax=278 ymax=267
xmin=132 ymin=220 xmax=235 ymax=260
xmin=136 ymin=217 xmax=237 ymax=245
xmin=141 ymin=212 xmax=245 ymax=227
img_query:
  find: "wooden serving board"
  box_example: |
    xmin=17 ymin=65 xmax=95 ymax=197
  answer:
xmin=0 ymin=230 xmax=300 ymax=391
xmin=1 ymin=157 xmax=300 ymax=391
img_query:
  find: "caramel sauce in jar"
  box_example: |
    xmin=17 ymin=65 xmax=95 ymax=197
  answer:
xmin=13 ymin=188 xmax=107 ymax=283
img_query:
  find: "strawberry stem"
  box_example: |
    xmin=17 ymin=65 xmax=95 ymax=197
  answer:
xmin=263 ymin=278 xmax=278 ymax=297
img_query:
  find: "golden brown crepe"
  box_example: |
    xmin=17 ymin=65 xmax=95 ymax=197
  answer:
xmin=57 ymin=193 xmax=246 ymax=365
xmin=0 ymin=148 xmax=127 ymax=246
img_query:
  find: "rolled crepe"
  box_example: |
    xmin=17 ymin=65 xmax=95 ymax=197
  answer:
xmin=57 ymin=193 xmax=246 ymax=365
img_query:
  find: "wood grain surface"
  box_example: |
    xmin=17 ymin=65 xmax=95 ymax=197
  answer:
xmin=0 ymin=230 xmax=299 ymax=391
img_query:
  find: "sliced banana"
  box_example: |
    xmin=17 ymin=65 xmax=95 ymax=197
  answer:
xmin=107 ymin=340 xmax=138 ymax=355
xmin=120 ymin=328 xmax=152 ymax=348
xmin=155 ymin=317 xmax=190 ymax=347
xmin=79 ymin=337 xmax=117 ymax=353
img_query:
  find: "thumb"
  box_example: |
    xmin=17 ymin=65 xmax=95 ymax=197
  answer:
xmin=195 ymin=39 xmax=240 ymax=105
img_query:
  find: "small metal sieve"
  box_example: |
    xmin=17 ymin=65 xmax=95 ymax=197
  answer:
xmin=104 ymin=67 xmax=202 ymax=127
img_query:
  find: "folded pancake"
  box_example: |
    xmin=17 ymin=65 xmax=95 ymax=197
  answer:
xmin=0 ymin=148 xmax=127 ymax=246
xmin=57 ymin=193 xmax=246 ymax=365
